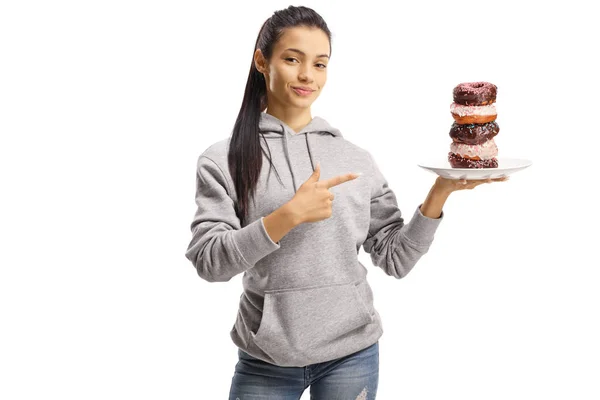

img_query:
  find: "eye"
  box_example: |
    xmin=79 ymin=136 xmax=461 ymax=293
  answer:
xmin=316 ymin=63 xmax=327 ymax=69
xmin=285 ymin=58 xmax=299 ymax=63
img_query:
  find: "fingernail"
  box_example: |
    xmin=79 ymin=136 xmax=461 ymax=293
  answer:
xmin=355 ymin=172 xmax=363 ymax=176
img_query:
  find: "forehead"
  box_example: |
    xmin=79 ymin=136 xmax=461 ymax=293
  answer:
xmin=273 ymin=26 xmax=330 ymax=56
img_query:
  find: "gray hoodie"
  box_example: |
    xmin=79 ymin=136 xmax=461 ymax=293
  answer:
xmin=185 ymin=112 xmax=444 ymax=367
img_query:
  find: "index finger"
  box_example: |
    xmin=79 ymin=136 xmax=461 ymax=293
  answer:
xmin=318 ymin=173 xmax=359 ymax=189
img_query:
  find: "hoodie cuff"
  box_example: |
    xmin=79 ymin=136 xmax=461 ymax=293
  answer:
xmin=402 ymin=204 xmax=444 ymax=246
xmin=232 ymin=217 xmax=281 ymax=267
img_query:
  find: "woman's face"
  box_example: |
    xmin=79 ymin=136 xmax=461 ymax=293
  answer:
xmin=255 ymin=26 xmax=330 ymax=110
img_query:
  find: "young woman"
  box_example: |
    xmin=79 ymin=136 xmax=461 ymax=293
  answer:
xmin=185 ymin=5 xmax=507 ymax=400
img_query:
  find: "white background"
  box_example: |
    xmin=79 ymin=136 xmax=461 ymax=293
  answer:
xmin=1 ymin=0 xmax=599 ymax=399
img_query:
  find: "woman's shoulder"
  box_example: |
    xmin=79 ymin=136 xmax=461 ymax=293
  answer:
xmin=331 ymin=135 xmax=374 ymax=164
xmin=196 ymin=137 xmax=231 ymax=166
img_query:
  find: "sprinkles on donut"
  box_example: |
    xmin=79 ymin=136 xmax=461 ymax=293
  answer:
xmin=453 ymin=82 xmax=497 ymax=106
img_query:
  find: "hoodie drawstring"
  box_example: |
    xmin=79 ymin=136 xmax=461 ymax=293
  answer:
xmin=279 ymin=124 xmax=316 ymax=193
xmin=281 ymin=127 xmax=298 ymax=192
xmin=305 ymin=133 xmax=315 ymax=172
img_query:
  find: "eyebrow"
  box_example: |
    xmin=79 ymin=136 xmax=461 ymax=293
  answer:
xmin=285 ymin=48 xmax=330 ymax=59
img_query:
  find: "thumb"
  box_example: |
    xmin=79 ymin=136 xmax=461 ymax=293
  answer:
xmin=306 ymin=161 xmax=321 ymax=183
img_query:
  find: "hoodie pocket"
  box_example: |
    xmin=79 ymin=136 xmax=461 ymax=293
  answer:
xmin=250 ymin=280 xmax=375 ymax=366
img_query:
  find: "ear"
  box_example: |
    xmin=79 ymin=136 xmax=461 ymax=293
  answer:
xmin=254 ymin=49 xmax=268 ymax=74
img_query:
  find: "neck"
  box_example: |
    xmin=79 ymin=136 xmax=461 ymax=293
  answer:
xmin=265 ymin=103 xmax=312 ymax=134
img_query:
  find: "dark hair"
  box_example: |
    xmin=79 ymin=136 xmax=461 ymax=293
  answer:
xmin=227 ymin=5 xmax=332 ymax=226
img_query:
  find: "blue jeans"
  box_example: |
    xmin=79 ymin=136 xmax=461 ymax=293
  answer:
xmin=228 ymin=341 xmax=379 ymax=400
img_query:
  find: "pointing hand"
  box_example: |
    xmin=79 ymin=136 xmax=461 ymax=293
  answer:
xmin=288 ymin=163 xmax=360 ymax=224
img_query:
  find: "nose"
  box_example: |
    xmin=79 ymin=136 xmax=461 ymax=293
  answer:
xmin=298 ymin=65 xmax=314 ymax=82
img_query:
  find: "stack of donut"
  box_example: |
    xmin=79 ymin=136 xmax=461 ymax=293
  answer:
xmin=448 ymin=82 xmax=499 ymax=168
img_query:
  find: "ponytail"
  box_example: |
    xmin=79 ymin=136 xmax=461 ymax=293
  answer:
xmin=227 ymin=6 xmax=332 ymax=226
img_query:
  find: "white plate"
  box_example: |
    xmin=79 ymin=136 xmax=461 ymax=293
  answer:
xmin=418 ymin=157 xmax=532 ymax=180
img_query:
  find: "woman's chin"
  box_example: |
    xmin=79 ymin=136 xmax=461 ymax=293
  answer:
xmin=288 ymin=94 xmax=318 ymax=107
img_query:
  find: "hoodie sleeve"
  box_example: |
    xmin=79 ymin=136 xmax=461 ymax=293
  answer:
xmin=184 ymin=155 xmax=281 ymax=282
xmin=361 ymin=151 xmax=443 ymax=279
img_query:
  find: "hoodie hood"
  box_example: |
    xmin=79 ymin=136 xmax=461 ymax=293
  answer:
xmin=258 ymin=112 xmax=343 ymax=192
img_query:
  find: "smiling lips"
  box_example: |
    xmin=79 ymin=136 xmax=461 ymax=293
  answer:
xmin=292 ymin=86 xmax=314 ymax=96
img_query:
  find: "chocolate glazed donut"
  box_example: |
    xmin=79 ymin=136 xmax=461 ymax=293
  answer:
xmin=448 ymin=152 xmax=499 ymax=168
xmin=453 ymin=82 xmax=497 ymax=106
xmin=449 ymin=121 xmax=499 ymax=145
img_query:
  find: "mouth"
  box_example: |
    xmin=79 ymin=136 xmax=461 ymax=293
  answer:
xmin=292 ymin=86 xmax=315 ymax=96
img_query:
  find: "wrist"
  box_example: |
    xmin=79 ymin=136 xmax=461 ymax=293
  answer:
xmin=433 ymin=177 xmax=454 ymax=197
xmin=282 ymin=201 xmax=303 ymax=227
xmin=263 ymin=202 xmax=301 ymax=244
xmin=421 ymin=183 xmax=449 ymax=219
